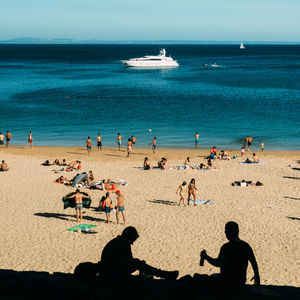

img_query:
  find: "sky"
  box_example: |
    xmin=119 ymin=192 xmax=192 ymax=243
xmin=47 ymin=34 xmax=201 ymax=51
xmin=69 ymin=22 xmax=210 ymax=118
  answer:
xmin=0 ymin=0 xmax=299 ymax=42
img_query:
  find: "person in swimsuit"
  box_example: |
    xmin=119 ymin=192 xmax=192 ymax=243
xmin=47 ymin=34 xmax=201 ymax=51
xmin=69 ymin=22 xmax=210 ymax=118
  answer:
xmin=6 ymin=131 xmax=12 ymax=148
xmin=104 ymin=192 xmax=112 ymax=224
xmin=0 ymin=132 xmax=4 ymax=149
xmin=65 ymin=189 xmax=89 ymax=222
xmin=176 ymin=181 xmax=187 ymax=206
xmin=25 ymin=131 xmax=33 ymax=148
xmin=127 ymin=138 xmax=133 ymax=158
xmin=131 ymin=136 xmax=136 ymax=151
xmin=116 ymin=190 xmax=126 ymax=224
xmin=184 ymin=157 xmax=192 ymax=169
xmin=261 ymin=141 xmax=264 ymax=152
xmin=0 ymin=160 xmax=8 ymax=171
xmin=86 ymin=136 xmax=92 ymax=155
xmin=187 ymin=178 xmax=197 ymax=206
xmin=207 ymin=158 xmax=217 ymax=169
xmin=96 ymin=133 xmax=102 ymax=151
xmin=195 ymin=132 xmax=200 ymax=147
xmin=87 ymin=170 xmax=95 ymax=185
xmin=116 ymin=133 xmax=123 ymax=151
xmin=246 ymin=136 xmax=253 ymax=151
xmin=149 ymin=137 xmax=157 ymax=154
xmin=143 ymin=157 xmax=151 ymax=170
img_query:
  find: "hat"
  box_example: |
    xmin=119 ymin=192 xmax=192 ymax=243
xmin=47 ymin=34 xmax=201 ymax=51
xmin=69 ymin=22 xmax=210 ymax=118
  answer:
xmin=116 ymin=190 xmax=120 ymax=194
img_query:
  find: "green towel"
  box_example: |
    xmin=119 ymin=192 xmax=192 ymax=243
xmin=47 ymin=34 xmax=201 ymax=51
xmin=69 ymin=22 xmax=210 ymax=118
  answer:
xmin=67 ymin=224 xmax=96 ymax=231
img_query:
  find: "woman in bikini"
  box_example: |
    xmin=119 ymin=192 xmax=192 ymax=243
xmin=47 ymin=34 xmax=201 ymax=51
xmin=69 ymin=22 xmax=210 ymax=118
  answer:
xmin=176 ymin=181 xmax=187 ymax=206
xmin=25 ymin=131 xmax=33 ymax=148
xmin=188 ymin=178 xmax=197 ymax=206
xmin=143 ymin=157 xmax=151 ymax=170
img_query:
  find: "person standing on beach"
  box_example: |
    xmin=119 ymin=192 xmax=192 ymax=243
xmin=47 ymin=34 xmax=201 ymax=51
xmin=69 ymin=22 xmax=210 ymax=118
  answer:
xmin=195 ymin=132 xmax=200 ymax=147
xmin=86 ymin=136 xmax=92 ymax=155
xmin=127 ymin=138 xmax=133 ymax=158
xmin=246 ymin=136 xmax=253 ymax=151
xmin=25 ymin=131 xmax=33 ymax=148
xmin=116 ymin=190 xmax=126 ymax=224
xmin=200 ymin=221 xmax=260 ymax=287
xmin=0 ymin=132 xmax=4 ymax=149
xmin=65 ymin=189 xmax=90 ymax=222
xmin=261 ymin=141 xmax=264 ymax=152
xmin=96 ymin=133 xmax=102 ymax=151
xmin=131 ymin=135 xmax=137 ymax=151
xmin=116 ymin=133 xmax=123 ymax=151
xmin=176 ymin=181 xmax=187 ymax=206
xmin=104 ymin=192 xmax=112 ymax=224
xmin=149 ymin=136 xmax=157 ymax=154
xmin=187 ymin=178 xmax=197 ymax=206
xmin=6 ymin=131 xmax=12 ymax=148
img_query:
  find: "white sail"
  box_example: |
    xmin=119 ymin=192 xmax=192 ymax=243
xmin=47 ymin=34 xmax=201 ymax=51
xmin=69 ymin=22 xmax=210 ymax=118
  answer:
xmin=240 ymin=42 xmax=245 ymax=49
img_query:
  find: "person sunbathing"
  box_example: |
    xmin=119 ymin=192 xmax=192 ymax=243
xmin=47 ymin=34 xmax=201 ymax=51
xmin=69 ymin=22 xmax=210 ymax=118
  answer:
xmin=56 ymin=175 xmax=70 ymax=185
xmin=143 ymin=157 xmax=152 ymax=170
xmin=86 ymin=170 xmax=95 ymax=185
xmin=219 ymin=150 xmax=231 ymax=160
xmin=158 ymin=158 xmax=168 ymax=170
xmin=61 ymin=159 xmax=67 ymax=166
xmin=102 ymin=179 xmax=117 ymax=191
xmin=184 ymin=157 xmax=193 ymax=169
xmin=199 ymin=163 xmax=206 ymax=169
xmin=0 ymin=160 xmax=8 ymax=171
xmin=53 ymin=159 xmax=60 ymax=165
xmin=42 ymin=160 xmax=52 ymax=166
xmin=253 ymin=153 xmax=259 ymax=163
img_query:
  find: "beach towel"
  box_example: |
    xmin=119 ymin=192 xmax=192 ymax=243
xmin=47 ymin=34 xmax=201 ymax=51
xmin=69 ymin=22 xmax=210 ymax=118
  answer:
xmin=67 ymin=224 xmax=96 ymax=232
xmin=239 ymin=162 xmax=265 ymax=165
xmin=189 ymin=200 xmax=213 ymax=205
xmin=62 ymin=192 xmax=92 ymax=209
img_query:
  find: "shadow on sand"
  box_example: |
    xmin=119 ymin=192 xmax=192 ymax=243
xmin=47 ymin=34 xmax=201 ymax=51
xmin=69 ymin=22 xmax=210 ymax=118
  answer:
xmin=148 ymin=199 xmax=177 ymax=206
xmin=286 ymin=216 xmax=300 ymax=221
xmin=0 ymin=269 xmax=299 ymax=300
xmin=283 ymin=176 xmax=300 ymax=180
xmin=34 ymin=212 xmax=107 ymax=223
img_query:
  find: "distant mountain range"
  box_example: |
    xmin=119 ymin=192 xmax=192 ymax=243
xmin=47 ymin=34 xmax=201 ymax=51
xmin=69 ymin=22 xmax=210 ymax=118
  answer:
xmin=0 ymin=37 xmax=299 ymax=44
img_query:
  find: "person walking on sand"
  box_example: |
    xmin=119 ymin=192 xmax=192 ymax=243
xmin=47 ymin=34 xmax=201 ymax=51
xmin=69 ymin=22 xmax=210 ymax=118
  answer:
xmin=25 ymin=131 xmax=33 ymax=148
xmin=176 ymin=181 xmax=187 ymax=206
xmin=127 ymin=138 xmax=133 ymax=158
xmin=200 ymin=221 xmax=260 ymax=287
xmin=65 ymin=189 xmax=90 ymax=222
xmin=261 ymin=141 xmax=264 ymax=152
xmin=0 ymin=132 xmax=4 ymax=149
xmin=187 ymin=178 xmax=197 ymax=206
xmin=116 ymin=133 xmax=123 ymax=151
xmin=104 ymin=192 xmax=112 ymax=224
xmin=86 ymin=136 xmax=92 ymax=154
xmin=96 ymin=133 xmax=102 ymax=151
xmin=116 ymin=190 xmax=126 ymax=224
xmin=131 ymin=135 xmax=137 ymax=151
xmin=149 ymin=136 xmax=157 ymax=154
xmin=6 ymin=131 xmax=12 ymax=148
xmin=195 ymin=132 xmax=200 ymax=147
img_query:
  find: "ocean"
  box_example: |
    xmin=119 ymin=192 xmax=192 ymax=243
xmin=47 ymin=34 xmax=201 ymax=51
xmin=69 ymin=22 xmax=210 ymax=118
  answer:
xmin=0 ymin=44 xmax=299 ymax=150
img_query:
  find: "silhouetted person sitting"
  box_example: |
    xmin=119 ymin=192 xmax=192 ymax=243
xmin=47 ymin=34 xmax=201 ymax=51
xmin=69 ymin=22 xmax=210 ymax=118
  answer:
xmin=200 ymin=221 xmax=260 ymax=287
xmin=99 ymin=226 xmax=179 ymax=281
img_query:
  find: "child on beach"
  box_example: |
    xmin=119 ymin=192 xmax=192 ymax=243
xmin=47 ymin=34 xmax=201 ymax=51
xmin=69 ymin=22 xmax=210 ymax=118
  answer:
xmin=176 ymin=181 xmax=187 ymax=206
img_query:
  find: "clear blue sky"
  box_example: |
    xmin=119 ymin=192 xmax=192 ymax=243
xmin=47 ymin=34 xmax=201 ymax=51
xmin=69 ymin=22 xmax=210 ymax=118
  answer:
xmin=1 ymin=0 xmax=299 ymax=41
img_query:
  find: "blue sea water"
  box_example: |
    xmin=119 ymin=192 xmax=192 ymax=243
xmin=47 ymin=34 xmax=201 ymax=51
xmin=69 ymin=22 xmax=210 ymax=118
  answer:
xmin=0 ymin=44 xmax=299 ymax=150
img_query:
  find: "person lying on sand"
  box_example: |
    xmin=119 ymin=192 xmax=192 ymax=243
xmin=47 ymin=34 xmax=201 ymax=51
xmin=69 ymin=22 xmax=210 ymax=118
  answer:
xmin=143 ymin=157 xmax=152 ymax=170
xmin=61 ymin=159 xmax=67 ymax=166
xmin=55 ymin=175 xmax=70 ymax=185
xmin=42 ymin=160 xmax=52 ymax=166
xmin=53 ymin=159 xmax=60 ymax=166
xmin=232 ymin=180 xmax=263 ymax=187
xmin=218 ymin=150 xmax=231 ymax=160
xmin=0 ymin=160 xmax=9 ymax=171
xmin=102 ymin=179 xmax=118 ymax=191
xmin=199 ymin=163 xmax=206 ymax=169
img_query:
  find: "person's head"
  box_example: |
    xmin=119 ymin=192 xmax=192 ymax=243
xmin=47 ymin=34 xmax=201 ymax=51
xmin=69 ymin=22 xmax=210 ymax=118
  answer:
xmin=118 ymin=133 xmax=120 ymax=136
xmin=76 ymin=189 xmax=80 ymax=193
xmin=0 ymin=132 xmax=2 ymax=135
xmin=144 ymin=157 xmax=148 ymax=163
xmin=154 ymin=136 xmax=156 ymax=139
xmin=221 ymin=150 xmax=224 ymax=153
xmin=190 ymin=178 xmax=195 ymax=184
xmin=200 ymin=163 xmax=204 ymax=168
xmin=187 ymin=157 xmax=190 ymax=161
xmin=88 ymin=136 xmax=90 ymax=139
xmin=116 ymin=190 xmax=120 ymax=195
xmin=253 ymin=153 xmax=256 ymax=156
xmin=98 ymin=133 xmax=100 ymax=136
xmin=30 ymin=131 xmax=32 ymax=133
xmin=128 ymin=138 xmax=131 ymax=142
xmin=196 ymin=132 xmax=198 ymax=134
xmin=182 ymin=181 xmax=187 ymax=186
xmin=89 ymin=170 xmax=93 ymax=174
xmin=225 ymin=221 xmax=239 ymax=241
xmin=2 ymin=160 xmax=4 ymax=163
xmin=121 ymin=226 xmax=139 ymax=245
xmin=78 ymin=161 xmax=81 ymax=163
xmin=132 ymin=135 xmax=134 ymax=138
xmin=105 ymin=192 xmax=110 ymax=198
xmin=63 ymin=159 xmax=66 ymax=162
xmin=213 ymin=146 xmax=216 ymax=149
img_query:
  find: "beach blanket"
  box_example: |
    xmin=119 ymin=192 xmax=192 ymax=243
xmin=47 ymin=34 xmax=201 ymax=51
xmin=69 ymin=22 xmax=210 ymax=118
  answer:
xmin=67 ymin=224 xmax=96 ymax=232
xmin=189 ymin=199 xmax=213 ymax=205
xmin=62 ymin=192 xmax=92 ymax=209
xmin=239 ymin=162 xmax=265 ymax=165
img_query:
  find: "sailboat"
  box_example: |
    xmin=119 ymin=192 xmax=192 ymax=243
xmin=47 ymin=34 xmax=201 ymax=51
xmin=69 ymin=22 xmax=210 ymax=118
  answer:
xmin=240 ymin=42 xmax=245 ymax=49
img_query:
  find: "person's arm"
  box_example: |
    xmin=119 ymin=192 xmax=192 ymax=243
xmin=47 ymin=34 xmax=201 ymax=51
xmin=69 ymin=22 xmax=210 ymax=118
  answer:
xmin=65 ymin=194 xmax=75 ymax=199
xmin=176 ymin=186 xmax=180 ymax=194
xmin=200 ymin=250 xmax=221 ymax=267
xmin=249 ymin=251 xmax=260 ymax=284
xmin=82 ymin=194 xmax=90 ymax=199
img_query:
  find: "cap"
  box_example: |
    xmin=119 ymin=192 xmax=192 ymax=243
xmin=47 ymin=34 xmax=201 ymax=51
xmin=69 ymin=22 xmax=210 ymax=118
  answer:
xmin=116 ymin=190 xmax=120 ymax=194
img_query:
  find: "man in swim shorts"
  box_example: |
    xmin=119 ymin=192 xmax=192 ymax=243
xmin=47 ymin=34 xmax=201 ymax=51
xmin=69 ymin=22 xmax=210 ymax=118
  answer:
xmin=86 ymin=136 xmax=92 ymax=155
xmin=65 ymin=189 xmax=90 ymax=222
xmin=0 ymin=160 xmax=8 ymax=171
xmin=246 ymin=136 xmax=253 ymax=151
xmin=149 ymin=136 xmax=157 ymax=154
xmin=195 ymin=132 xmax=200 ymax=147
xmin=131 ymin=135 xmax=136 ymax=150
xmin=98 ymin=226 xmax=179 ymax=281
xmin=6 ymin=131 xmax=12 ymax=148
xmin=96 ymin=133 xmax=102 ymax=151
xmin=116 ymin=190 xmax=126 ymax=224
xmin=0 ymin=132 xmax=4 ymax=148
xmin=116 ymin=133 xmax=123 ymax=151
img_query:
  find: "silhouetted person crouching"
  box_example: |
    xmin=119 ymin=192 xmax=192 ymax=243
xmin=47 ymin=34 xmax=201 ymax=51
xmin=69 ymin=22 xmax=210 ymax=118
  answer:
xmin=200 ymin=221 xmax=260 ymax=287
xmin=99 ymin=226 xmax=179 ymax=281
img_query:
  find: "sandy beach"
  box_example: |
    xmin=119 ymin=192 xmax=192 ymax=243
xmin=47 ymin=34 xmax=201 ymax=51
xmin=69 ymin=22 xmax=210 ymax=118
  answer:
xmin=0 ymin=146 xmax=299 ymax=286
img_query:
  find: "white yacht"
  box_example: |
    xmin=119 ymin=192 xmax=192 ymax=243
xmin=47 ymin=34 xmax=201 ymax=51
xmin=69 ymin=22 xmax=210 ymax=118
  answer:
xmin=122 ymin=49 xmax=179 ymax=67
xmin=240 ymin=42 xmax=245 ymax=49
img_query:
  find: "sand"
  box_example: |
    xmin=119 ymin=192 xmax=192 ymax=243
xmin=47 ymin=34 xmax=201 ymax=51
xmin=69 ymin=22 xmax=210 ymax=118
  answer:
xmin=0 ymin=146 xmax=299 ymax=286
